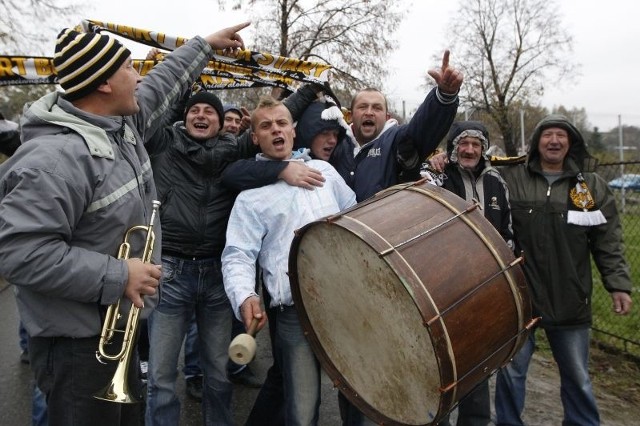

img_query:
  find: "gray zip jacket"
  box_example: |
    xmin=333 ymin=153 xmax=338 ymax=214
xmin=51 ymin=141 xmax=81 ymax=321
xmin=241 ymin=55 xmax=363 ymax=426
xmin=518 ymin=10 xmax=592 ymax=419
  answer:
xmin=0 ymin=36 xmax=215 ymax=338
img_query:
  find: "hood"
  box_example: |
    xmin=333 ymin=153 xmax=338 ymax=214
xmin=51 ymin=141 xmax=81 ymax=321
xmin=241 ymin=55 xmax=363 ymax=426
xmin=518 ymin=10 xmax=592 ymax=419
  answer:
xmin=224 ymin=104 xmax=242 ymax=117
xmin=20 ymin=92 xmax=126 ymax=159
xmin=446 ymin=120 xmax=490 ymax=163
xmin=527 ymin=114 xmax=597 ymax=172
xmin=294 ymin=102 xmax=349 ymax=156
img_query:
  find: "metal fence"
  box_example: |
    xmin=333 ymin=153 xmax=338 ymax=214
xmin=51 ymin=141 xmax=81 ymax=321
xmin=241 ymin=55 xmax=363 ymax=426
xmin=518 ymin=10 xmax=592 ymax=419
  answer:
xmin=591 ymin=161 xmax=640 ymax=358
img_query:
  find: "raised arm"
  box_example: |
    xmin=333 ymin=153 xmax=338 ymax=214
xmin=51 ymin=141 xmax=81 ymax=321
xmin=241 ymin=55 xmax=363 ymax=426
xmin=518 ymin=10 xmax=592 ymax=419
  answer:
xmin=282 ymin=83 xmax=324 ymax=121
xmin=134 ymin=22 xmax=250 ymax=141
xmin=396 ymin=50 xmax=463 ymax=165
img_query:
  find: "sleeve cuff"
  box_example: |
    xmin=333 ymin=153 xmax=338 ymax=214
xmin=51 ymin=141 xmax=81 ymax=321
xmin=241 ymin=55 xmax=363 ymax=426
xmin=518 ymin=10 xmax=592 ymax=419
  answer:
xmin=100 ymin=257 xmax=128 ymax=305
xmin=436 ymin=87 xmax=459 ymax=105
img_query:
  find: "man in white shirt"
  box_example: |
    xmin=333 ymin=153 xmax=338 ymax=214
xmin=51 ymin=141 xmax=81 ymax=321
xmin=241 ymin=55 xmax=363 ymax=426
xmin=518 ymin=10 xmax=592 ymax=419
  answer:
xmin=222 ymin=96 xmax=356 ymax=425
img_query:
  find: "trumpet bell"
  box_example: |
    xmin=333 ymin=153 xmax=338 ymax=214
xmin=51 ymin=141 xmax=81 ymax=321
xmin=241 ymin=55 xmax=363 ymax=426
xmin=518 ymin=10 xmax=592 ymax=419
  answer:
xmin=93 ymin=380 xmax=140 ymax=404
xmin=93 ymin=353 xmax=141 ymax=404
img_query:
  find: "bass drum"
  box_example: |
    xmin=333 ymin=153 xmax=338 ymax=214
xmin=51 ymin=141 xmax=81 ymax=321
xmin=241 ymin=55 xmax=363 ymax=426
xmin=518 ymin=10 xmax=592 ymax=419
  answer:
xmin=289 ymin=182 xmax=535 ymax=425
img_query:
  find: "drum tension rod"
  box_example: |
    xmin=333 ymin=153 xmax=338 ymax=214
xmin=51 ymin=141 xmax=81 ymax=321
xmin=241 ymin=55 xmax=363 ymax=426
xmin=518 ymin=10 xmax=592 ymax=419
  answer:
xmin=426 ymin=257 xmax=524 ymax=327
xmin=379 ymin=202 xmax=481 ymax=256
xmin=439 ymin=315 xmax=540 ymax=394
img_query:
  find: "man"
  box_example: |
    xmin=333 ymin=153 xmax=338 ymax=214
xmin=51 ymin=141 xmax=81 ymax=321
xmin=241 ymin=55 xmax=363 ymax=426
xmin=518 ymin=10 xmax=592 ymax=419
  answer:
xmin=0 ymin=22 xmax=249 ymax=426
xmin=236 ymin=98 xmax=351 ymax=426
xmin=144 ymin=84 xmax=324 ymax=425
xmin=222 ymin=96 xmax=356 ymax=425
xmin=222 ymin=104 xmax=250 ymax=136
xmin=222 ymin=50 xmax=463 ymax=202
xmin=294 ymin=100 xmax=348 ymax=162
xmin=222 ymin=50 xmax=463 ymax=426
xmin=222 ymin=102 xmax=263 ymax=388
xmin=493 ymin=115 xmax=633 ymax=425
xmin=144 ymin=90 xmax=244 ymax=425
xmin=430 ymin=121 xmax=513 ymax=426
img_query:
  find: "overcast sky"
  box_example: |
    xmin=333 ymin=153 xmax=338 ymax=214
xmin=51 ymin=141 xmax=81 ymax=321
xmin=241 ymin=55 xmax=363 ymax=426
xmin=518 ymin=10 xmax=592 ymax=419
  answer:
xmin=86 ymin=0 xmax=639 ymax=132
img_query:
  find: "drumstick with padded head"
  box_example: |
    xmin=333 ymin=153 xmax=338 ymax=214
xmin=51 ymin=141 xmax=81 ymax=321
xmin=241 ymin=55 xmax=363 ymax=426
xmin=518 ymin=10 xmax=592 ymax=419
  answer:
xmin=228 ymin=317 xmax=260 ymax=365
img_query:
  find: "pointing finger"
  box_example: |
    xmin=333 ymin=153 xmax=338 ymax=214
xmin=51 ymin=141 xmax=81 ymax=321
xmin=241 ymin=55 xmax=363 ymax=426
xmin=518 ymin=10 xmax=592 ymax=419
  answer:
xmin=441 ymin=50 xmax=450 ymax=71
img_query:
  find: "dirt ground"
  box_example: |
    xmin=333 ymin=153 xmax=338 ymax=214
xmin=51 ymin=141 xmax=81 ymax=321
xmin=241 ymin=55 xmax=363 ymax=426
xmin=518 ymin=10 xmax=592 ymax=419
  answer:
xmin=503 ymin=339 xmax=640 ymax=426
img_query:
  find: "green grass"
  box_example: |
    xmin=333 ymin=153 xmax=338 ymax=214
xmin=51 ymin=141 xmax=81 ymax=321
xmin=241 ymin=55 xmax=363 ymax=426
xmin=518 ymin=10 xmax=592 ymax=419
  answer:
xmin=591 ymin=209 xmax=640 ymax=357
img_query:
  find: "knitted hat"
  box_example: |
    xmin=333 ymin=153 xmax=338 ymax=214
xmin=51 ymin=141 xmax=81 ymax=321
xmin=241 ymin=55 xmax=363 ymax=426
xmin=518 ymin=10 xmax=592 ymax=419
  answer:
xmin=184 ymin=91 xmax=225 ymax=130
xmin=224 ymin=105 xmax=242 ymax=117
xmin=53 ymin=28 xmax=131 ymax=102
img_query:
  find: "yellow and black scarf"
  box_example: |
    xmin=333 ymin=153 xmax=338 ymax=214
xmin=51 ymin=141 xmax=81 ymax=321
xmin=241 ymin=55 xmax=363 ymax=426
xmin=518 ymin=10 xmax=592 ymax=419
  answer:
xmin=567 ymin=173 xmax=607 ymax=226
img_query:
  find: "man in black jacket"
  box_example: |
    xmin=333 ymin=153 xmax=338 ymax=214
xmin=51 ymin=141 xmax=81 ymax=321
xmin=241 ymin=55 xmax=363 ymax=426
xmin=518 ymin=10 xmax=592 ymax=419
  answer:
xmin=144 ymin=85 xmax=321 ymax=425
xmin=433 ymin=121 xmax=513 ymax=426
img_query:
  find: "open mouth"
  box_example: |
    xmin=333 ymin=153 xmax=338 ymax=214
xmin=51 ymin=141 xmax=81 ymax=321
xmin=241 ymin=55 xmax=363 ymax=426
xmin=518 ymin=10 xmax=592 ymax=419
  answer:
xmin=193 ymin=122 xmax=209 ymax=130
xmin=273 ymin=137 xmax=285 ymax=147
xmin=362 ymin=119 xmax=375 ymax=130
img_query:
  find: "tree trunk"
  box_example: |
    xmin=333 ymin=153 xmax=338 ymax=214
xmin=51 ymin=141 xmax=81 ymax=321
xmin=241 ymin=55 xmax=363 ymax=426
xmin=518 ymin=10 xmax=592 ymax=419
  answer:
xmin=501 ymin=125 xmax=518 ymax=157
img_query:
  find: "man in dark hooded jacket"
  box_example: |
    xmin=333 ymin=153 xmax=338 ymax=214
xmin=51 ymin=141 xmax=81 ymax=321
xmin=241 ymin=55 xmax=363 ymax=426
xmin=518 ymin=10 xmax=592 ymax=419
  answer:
xmin=430 ymin=120 xmax=512 ymax=426
xmin=295 ymin=101 xmax=350 ymax=164
xmin=494 ymin=114 xmax=633 ymax=426
xmin=436 ymin=121 xmax=513 ymax=247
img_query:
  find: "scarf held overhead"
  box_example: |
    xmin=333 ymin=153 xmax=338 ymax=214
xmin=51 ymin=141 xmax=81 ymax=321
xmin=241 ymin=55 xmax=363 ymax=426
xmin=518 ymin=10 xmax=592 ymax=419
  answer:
xmin=0 ymin=19 xmax=332 ymax=92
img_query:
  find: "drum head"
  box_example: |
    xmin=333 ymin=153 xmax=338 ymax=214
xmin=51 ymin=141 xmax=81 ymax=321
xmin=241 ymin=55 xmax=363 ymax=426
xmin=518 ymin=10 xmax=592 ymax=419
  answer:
xmin=292 ymin=222 xmax=440 ymax=425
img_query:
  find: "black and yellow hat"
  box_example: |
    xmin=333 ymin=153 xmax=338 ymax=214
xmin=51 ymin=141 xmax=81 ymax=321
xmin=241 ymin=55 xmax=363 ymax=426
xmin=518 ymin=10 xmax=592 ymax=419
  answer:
xmin=53 ymin=28 xmax=131 ymax=101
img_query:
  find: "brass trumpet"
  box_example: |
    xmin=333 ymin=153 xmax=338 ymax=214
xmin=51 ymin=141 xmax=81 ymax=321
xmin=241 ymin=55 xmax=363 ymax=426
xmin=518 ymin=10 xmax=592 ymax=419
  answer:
xmin=93 ymin=200 xmax=161 ymax=404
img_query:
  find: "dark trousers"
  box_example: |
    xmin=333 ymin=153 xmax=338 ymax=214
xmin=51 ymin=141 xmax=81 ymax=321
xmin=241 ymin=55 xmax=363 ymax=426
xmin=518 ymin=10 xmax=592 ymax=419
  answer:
xmin=438 ymin=377 xmax=491 ymax=426
xmin=339 ymin=392 xmax=376 ymax=425
xmin=30 ymin=335 xmax=144 ymax=426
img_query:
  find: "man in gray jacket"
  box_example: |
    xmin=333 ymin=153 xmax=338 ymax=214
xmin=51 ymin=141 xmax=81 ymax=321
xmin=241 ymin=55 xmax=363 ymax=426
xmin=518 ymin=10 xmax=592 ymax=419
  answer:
xmin=0 ymin=22 xmax=249 ymax=426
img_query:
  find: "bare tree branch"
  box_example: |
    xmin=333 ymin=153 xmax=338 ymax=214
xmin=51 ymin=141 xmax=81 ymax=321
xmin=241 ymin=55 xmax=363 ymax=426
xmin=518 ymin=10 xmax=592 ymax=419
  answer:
xmin=0 ymin=0 xmax=86 ymax=54
xmin=444 ymin=0 xmax=578 ymax=155
xmin=223 ymin=0 xmax=405 ymax=106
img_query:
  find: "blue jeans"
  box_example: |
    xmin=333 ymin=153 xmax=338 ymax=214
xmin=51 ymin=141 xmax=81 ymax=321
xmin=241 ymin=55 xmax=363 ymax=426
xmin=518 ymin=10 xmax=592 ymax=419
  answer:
xmin=495 ymin=327 xmax=599 ymax=426
xmin=19 ymin=321 xmax=29 ymax=351
xmin=145 ymin=255 xmax=233 ymax=426
xmin=273 ymin=305 xmax=321 ymax=425
xmin=32 ymin=383 xmax=48 ymax=426
xmin=183 ymin=314 xmax=202 ymax=379
xmin=183 ymin=312 xmax=246 ymax=379
xmin=228 ymin=316 xmax=249 ymax=375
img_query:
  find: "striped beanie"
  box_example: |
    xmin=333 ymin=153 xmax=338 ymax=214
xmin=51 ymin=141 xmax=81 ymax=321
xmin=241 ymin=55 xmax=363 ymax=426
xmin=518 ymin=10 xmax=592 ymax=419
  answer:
xmin=53 ymin=28 xmax=131 ymax=101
